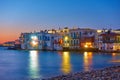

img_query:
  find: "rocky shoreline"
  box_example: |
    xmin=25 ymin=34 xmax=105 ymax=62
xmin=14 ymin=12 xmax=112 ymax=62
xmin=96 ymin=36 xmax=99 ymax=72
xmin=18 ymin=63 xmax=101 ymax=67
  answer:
xmin=45 ymin=65 xmax=120 ymax=80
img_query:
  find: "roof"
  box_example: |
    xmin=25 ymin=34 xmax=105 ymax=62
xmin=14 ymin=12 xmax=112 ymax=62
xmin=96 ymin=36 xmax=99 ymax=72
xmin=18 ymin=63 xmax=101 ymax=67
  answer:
xmin=100 ymin=32 xmax=120 ymax=36
xmin=70 ymin=28 xmax=96 ymax=32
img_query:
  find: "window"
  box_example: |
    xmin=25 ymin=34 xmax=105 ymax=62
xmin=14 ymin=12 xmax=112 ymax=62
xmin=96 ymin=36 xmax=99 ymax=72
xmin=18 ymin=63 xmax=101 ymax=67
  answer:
xmin=79 ymin=32 xmax=81 ymax=38
xmin=71 ymin=40 xmax=73 ymax=46
xmin=67 ymin=41 xmax=69 ymax=43
xmin=48 ymin=37 xmax=50 ymax=41
xmin=74 ymin=32 xmax=76 ymax=38
xmin=76 ymin=32 xmax=78 ymax=38
xmin=39 ymin=36 xmax=41 ymax=40
xmin=71 ymin=33 xmax=73 ymax=38
xmin=74 ymin=40 xmax=75 ymax=45
xmin=90 ymin=32 xmax=92 ymax=34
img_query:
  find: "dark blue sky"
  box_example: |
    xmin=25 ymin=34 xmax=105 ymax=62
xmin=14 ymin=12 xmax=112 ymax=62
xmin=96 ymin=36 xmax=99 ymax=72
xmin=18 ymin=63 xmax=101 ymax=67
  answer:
xmin=0 ymin=0 xmax=120 ymax=42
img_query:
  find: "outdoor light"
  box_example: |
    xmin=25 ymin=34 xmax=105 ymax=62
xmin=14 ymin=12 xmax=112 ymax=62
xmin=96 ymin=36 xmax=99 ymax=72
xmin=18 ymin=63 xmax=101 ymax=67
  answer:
xmin=84 ymin=45 xmax=88 ymax=48
xmin=30 ymin=35 xmax=38 ymax=48
xmin=31 ymin=36 xmax=38 ymax=40
xmin=84 ymin=42 xmax=92 ymax=48
xmin=97 ymin=30 xmax=102 ymax=33
xmin=31 ymin=41 xmax=38 ymax=46
xmin=65 ymin=36 xmax=68 ymax=41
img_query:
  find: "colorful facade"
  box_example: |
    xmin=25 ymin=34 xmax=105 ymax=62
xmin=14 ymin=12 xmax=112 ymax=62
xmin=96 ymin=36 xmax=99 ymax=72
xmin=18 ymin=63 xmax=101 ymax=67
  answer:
xmin=69 ymin=28 xmax=97 ymax=49
xmin=98 ymin=30 xmax=120 ymax=51
xmin=19 ymin=28 xmax=120 ymax=51
xmin=53 ymin=33 xmax=63 ymax=50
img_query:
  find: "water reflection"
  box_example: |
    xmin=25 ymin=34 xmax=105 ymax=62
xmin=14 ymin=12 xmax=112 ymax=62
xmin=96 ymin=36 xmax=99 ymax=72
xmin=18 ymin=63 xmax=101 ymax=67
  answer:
xmin=111 ymin=53 xmax=120 ymax=63
xmin=112 ymin=53 xmax=116 ymax=60
xmin=61 ymin=52 xmax=71 ymax=74
xmin=29 ymin=50 xmax=40 ymax=78
xmin=83 ymin=52 xmax=93 ymax=71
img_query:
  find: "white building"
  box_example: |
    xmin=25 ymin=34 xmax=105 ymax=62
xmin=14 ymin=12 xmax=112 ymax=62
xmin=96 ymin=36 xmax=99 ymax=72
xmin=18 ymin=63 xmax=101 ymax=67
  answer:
xmin=19 ymin=30 xmax=63 ymax=50
xmin=19 ymin=32 xmax=40 ymax=50
xmin=53 ymin=33 xmax=63 ymax=50
xmin=97 ymin=30 xmax=120 ymax=51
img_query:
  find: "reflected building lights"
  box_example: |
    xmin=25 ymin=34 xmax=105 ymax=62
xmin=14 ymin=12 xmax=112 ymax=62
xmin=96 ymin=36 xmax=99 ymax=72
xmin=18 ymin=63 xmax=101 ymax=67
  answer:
xmin=112 ymin=53 xmax=116 ymax=56
xmin=61 ymin=52 xmax=71 ymax=74
xmin=83 ymin=52 xmax=93 ymax=71
xmin=111 ymin=53 xmax=120 ymax=63
xmin=112 ymin=53 xmax=116 ymax=60
xmin=29 ymin=50 xmax=40 ymax=78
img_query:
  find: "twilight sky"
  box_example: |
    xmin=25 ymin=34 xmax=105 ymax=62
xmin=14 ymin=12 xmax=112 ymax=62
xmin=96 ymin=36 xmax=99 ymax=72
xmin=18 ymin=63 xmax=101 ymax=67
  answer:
xmin=0 ymin=0 xmax=120 ymax=43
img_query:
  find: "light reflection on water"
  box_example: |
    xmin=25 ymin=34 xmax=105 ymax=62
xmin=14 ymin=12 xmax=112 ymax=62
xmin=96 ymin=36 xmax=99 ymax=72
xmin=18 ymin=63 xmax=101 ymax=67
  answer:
xmin=61 ymin=52 xmax=71 ymax=74
xmin=112 ymin=53 xmax=116 ymax=60
xmin=29 ymin=50 xmax=41 ymax=78
xmin=83 ymin=52 xmax=93 ymax=71
xmin=0 ymin=47 xmax=120 ymax=79
xmin=110 ymin=53 xmax=120 ymax=63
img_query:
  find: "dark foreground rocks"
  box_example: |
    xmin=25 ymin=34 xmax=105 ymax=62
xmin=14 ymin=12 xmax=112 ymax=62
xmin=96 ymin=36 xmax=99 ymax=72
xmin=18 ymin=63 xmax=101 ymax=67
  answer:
xmin=45 ymin=65 xmax=120 ymax=80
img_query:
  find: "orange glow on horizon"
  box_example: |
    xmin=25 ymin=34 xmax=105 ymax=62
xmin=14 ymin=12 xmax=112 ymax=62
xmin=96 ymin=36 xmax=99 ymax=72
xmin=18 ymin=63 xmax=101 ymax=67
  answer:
xmin=0 ymin=23 xmax=48 ymax=44
xmin=0 ymin=34 xmax=18 ymax=43
xmin=0 ymin=24 xmax=33 ymax=44
xmin=0 ymin=26 xmax=20 ymax=43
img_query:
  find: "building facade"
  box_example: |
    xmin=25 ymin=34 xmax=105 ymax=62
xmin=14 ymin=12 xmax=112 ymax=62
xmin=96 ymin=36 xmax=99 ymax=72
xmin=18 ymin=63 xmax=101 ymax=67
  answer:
xmin=69 ymin=28 xmax=97 ymax=49
xmin=19 ymin=28 xmax=120 ymax=51
xmin=98 ymin=30 xmax=120 ymax=51
xmin=19 ymin=30 xmax=63 ymax=50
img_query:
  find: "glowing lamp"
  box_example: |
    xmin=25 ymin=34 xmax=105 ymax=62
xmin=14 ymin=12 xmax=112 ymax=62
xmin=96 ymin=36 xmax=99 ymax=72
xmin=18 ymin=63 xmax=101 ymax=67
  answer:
xmin=31 ymin=36 xmax=38 ymax=40
xmin=31 ymin=41 xmax=38 ymax=46
xmin=84 ymin=45 xmax=88 ymax=48
xmin=65 ymin=36 xmax=68 ymax=41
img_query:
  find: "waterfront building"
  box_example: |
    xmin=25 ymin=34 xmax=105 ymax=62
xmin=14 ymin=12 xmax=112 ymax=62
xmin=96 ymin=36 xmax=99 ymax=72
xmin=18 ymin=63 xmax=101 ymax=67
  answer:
xmin=48 ymin=29 xmax=56 ymax=34
xmin=98 ymin=30 xmax=120 ymax=51
xmin=61 ymin=27 xmax=70 ymax=49
xmin=37 ymin=31 xmax=63 ymax=50
xmin=42 ymin=33 xmax=54 ymax=50
xmin=19 ymin=32 xmax=38 ymax=49
xmin=79 ymin=28 xmax=97 ymax=49
xmin=112 ymin=29 xmax=120 ymax=34
xmin=19 ymin=31 xmax=50 ymax=50
xmin=69 ymin=28 xmax=81 ymax=49
xmin=69 ymin=28 xmax=97 ymax=49
xmin=19 ymin=30 xmax=63 ymax=50
xmin=37 ymin=31 xmax=44 ymax=50
xmin=19 ymin=27 xmax=98 ymax=50
xmin=53 ymin=33 xmax=63 ymax=50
